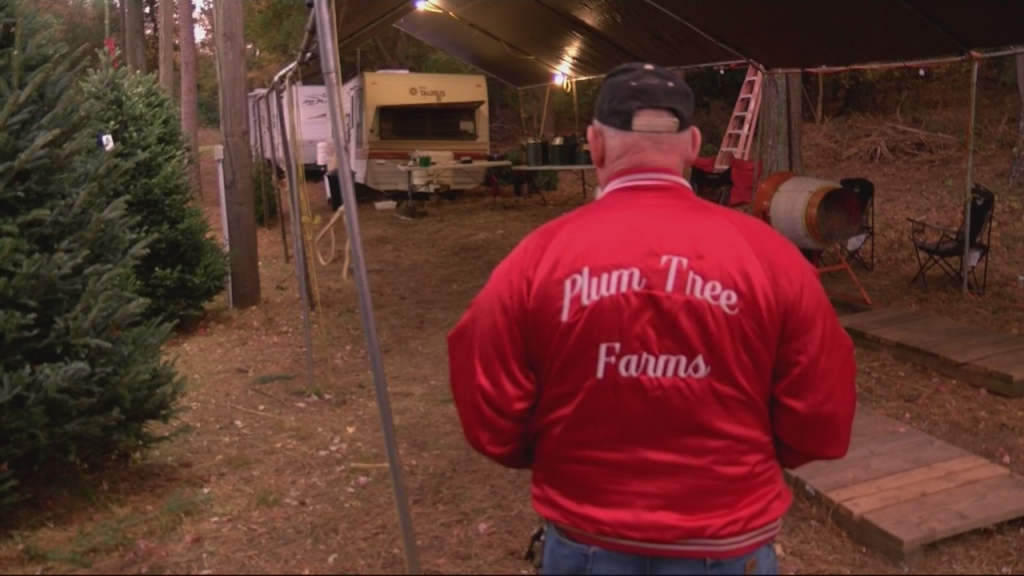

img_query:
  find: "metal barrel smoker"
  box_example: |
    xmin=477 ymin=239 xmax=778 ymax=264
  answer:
xmin=753 ymin=172 xmax=864 ymax=250
xmin=753 ymin=172 xmax=872 ymax=304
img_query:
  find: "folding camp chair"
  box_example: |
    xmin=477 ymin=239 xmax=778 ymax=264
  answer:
xmin=727 ymin=157 xmax=759 ymax=207
xmin=839 ymin=178 xmax=875 ymax=271
xmin=690 ymin=164 xmax=733 ymax=205
xmin=908 ymin=183 xmax=995 ymax=295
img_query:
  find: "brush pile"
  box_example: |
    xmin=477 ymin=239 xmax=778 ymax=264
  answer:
xmin=840 ymin=115 xmax=960 ymax=163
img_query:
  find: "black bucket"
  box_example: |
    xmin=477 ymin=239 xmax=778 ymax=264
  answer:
xmin=524 ymin=139 xmax=543 ymax=166
xmin=563 ymin=134 xmax=578 ymax=165
xmin=549 ymin=143 xmax=565 ymax=165
xmin=576 ymin=144 xmax=591 ymax=166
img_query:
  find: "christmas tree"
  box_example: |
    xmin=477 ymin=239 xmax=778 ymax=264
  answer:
xmin=80 ymin=56 xmax=226 ymax=328
xmin=0 ymin=1 xmax=182 ymax=509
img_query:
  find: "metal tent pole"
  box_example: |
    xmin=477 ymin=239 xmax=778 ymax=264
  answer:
xmin=572 ymin=78 xmax=579 ymax=135
xmin=311 ymin=1 xmax=421 ymax=574
xmin=253 ymin=100 xmax=271 ymax=230
xmin=962 ymin=57 xmax=980 ymax=295
xmin=263 ymin=94 xmax=290 ymax=263
xmin=274 ymin=85 xmax=317 ymax=392
xmin=214 ymin=146 xmax=233 ymax=309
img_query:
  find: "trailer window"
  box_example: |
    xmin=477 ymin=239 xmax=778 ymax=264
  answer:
xmin=379 ymin=106 xmax=478 ymax=141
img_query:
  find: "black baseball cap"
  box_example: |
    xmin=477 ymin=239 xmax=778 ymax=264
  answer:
xmin=593 ymin=62 xmax=694 ymax=133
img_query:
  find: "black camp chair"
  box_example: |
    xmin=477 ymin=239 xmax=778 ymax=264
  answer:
xmin=690 ymin=165 xmax=732 ymax=205
xmin=839 ymin=178 xmax=876 ymax=271
xmin=908 ymin=183 xmax=995 ymax=295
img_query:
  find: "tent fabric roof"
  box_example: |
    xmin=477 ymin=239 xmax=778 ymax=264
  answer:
xmin=323 ymin=0 xmax=1024 ymax=88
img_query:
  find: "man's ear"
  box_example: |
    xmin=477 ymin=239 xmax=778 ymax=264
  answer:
xmin=587 ymin=125 xmax=604 ymax=168
xmin=688 ymin=126 xmax=702 ymax=159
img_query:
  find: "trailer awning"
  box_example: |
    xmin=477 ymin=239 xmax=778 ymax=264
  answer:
xmin=307 ymin=0 xmax=1024 ymax=89
xmin=381 ymin=101 xmax=487 ymax=109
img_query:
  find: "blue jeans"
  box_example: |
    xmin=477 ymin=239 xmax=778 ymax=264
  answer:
xmin=540 ymin=524 xmax=779 ymax=575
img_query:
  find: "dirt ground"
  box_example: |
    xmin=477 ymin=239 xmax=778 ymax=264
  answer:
xmin=2 ymin=101 xmax=1024 ymax=575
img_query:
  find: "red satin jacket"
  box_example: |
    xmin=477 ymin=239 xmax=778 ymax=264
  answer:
xmin=448 ymin=167 xmax=857 ymax=558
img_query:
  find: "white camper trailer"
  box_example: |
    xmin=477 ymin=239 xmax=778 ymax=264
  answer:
xmin=249 ymin=84 xmax=330 ymax=174
xmin=338 ymin=70 xmax=491 ymax=193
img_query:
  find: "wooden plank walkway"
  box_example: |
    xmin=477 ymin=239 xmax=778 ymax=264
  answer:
xmin=786 ymin=408 xmax=1024 ymax=568
xmin=839 ymin=307 xmax=1024 ymax=397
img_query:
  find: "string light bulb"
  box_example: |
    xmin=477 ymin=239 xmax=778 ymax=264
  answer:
xmin=414 ymin=0 xmax=442 ymax=12
xmin=553 ymin=72 xmax=572 ymax=92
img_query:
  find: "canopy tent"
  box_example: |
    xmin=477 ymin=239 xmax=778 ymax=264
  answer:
xmin=255 ymin=3 xmax=1024 ymax=574
xmin=294 ymin=0 xmax=1024 ymax=88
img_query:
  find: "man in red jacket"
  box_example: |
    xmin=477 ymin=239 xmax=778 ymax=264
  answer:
xmin=447 ymin=62 xmax=857 ymax=575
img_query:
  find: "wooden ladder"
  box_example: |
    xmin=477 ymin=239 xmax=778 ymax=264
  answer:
xmin=715 ymin=65 xmax=764 ymax=172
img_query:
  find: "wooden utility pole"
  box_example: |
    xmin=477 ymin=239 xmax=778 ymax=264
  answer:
xmin=758 ymin=72 xmax=804 ymax=174
xmin=158 ymin=0 xmax=174 ymax=92
xmin=178 ymin=0 xmax=201 ymax=195
xmin=759 ymin=74 xmax=790 ymax=175
xmin=214 ymin=0 xmax=260 ymax=308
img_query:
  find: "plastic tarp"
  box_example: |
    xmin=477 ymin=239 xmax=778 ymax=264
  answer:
xmin=321 ymin=0 xmax=1024 ymax=88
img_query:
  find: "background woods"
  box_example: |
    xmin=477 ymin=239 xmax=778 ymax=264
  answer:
xmin=38 ymin=1 xmax=1024 ymax=175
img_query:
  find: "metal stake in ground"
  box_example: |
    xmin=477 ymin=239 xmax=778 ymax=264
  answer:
xmin=312 ymin=1 xmax=420 ymax=573
xmin=214 ymin=145 xmax=233 ymax=309
xmin=274 ymin=85 xmax=317 ymax=393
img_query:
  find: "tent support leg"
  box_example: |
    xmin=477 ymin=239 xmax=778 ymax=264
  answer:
xmin=572 ymin=78 xmax=579 ymax=135
xmin=518 ymin=88 xmax=528 ymax=136
xmin=540 ymin=83 xmax=552 ymax=138
xmin=273 ymin=87 xmax=317 ymax=393
xmin=962 ymin=56 xmax=979 ymax=295
xmin=312 ymin=1 xmax=421 ymax=574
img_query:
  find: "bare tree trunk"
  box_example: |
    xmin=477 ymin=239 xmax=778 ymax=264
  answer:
xmin=759 ymin=74 xmax=790 ymax=175
xmin=124 ymin=0 xmax=146 ymax=73
xmin=119 ymin=0 xmax=126 ymax=54
xmin=178 ymin=0 xmax=201 ymax=196
xmin=1010 ymin=53 xmax=1024 ymax=187
xmin=120 ymin=0 xmax=128 ymax=59
xmin=158 ymin=0 xmax=174 ymax=91
xmin=786 ymin=72 xmax=804 ymax=174
xmin=214 ymin=0 xmax=260 ymax=308
xmin=136 ymin=0 xmax=149 ymax=72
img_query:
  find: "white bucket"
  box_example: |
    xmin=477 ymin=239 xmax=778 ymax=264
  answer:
xmin=316 ymin=141 xmax=334 ymax=167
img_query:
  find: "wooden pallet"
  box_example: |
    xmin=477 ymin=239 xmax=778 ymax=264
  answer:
xmin=839 ymin=307 xmax=1024 ymax=397
xmin=786 ymin=408 xmax=1024 ymax=568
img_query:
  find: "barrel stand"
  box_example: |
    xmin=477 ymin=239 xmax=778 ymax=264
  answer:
xmin=811 ymin=246 xmax=872 ymax=306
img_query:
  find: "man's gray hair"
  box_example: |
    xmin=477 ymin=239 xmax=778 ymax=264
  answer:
xmin=593 ymin=109 xmax=694 ymax=153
